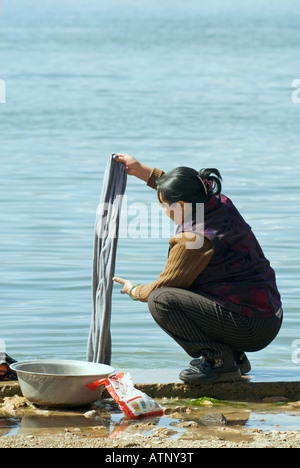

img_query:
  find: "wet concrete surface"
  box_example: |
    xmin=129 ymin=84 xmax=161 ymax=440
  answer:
xmin=1 ymin=387 xmax=300 ymax=445
xmin=2 ymin=374 xmax=300 ymax=447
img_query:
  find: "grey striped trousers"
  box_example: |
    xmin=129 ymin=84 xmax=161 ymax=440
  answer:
xmin=148 ymin=287 xmax=282 ymax=361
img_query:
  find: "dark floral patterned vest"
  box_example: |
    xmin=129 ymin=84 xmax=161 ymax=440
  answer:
xmin=177 ymin=195 xmax=282 ymax=318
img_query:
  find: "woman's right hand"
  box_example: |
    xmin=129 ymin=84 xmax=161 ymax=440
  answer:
xmin=114 ymin=154 xmax=140 ymax=176
xmin=114 ymin=154 xmax=153 ymax=182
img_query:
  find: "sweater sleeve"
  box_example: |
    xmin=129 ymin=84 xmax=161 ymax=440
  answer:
xmin=147 ymin=168 xmax=165 ymax=190
xmin=134 ymin=233 xmax=214 ymax=302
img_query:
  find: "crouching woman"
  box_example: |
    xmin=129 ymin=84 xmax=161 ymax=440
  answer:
xmin=113 ymin=154 xmax=282 ymax=385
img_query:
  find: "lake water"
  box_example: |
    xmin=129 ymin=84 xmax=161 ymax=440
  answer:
xmin=0 ymin=0 xmax=300 ymax=382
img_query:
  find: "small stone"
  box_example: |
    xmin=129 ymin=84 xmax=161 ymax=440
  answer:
xmin=199 ymin=413 xmax=228 ymax=427
xmin=173 ymin=420 xmax=200 ymax=428
xmin=83 ymin=410 xmax=101 ymax=420
xmin=164 ymin=406 xmax=191 ymax=415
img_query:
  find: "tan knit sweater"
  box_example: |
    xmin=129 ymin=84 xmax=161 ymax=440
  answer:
xmin=134 ymin=168 xmax=214 ymax=302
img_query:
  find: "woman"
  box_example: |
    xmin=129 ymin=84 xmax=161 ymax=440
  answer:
xmin=113 ymin=154 xmax=282 ymax=385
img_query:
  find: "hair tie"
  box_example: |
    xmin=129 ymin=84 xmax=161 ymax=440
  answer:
xmin=203 ymin=179 xmax=214 ymax=191
xmin=197 ymin=174 xmax=208 ymax=196
xmin=197 ymin=174 xmax=213 ymax=195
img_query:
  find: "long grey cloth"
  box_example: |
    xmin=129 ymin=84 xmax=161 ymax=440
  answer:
xmin=87 ymin=154 xmax=127 ymax=364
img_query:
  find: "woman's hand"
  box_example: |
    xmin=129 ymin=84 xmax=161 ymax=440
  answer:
xmin=114 ymin=154 xmax=139 ymax=176
xmin=112 ymin=276 xmax=136 ymax=297
xmin=114 ymin=154 xmax=153 ymax=182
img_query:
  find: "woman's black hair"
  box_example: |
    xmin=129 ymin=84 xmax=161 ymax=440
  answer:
xmin=156 ymin=167 xmax=222 ymax=206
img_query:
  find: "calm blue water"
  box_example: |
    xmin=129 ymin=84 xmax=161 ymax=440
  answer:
xmin=1 ymin=0 xmax=300 ymax=382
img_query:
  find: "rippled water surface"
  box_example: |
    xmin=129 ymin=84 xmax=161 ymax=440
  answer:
xmin=1 ymin=0 xmax=300 ymax=380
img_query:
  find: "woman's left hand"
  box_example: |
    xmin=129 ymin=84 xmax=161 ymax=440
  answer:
xmin=112 ymin=276 xmax=134 ymax=295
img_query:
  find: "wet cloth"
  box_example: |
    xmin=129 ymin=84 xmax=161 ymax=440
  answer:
xmin=87 ymin=155 xmax=127 ymax=364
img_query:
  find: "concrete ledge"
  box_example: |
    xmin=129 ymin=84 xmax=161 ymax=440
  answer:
xmin=134 ymin=381 xmax=300 ymax=402
xmin=1 ymin=380 xmax=300 ymax=402
xmin=0 ymin=382 xmax=23 ymax=398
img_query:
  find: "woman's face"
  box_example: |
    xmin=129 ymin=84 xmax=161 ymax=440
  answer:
xmin=158 ymin=193 xmax=192 ymax=225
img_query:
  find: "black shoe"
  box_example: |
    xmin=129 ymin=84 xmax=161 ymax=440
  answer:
xmin=233 ymin=352 xmax=251 ymax=375
xmin=189 ymin=352 xmax=251 ymax=376
xmin=180 ymin=356 xmax=242 ymax=385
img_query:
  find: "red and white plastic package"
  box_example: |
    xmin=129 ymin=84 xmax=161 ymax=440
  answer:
xmin=86 ymin=371 xmax=164 ymax=419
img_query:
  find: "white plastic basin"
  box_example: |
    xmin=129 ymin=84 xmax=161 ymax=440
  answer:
xmin=10 ymin=359 xmax=114 ymax=407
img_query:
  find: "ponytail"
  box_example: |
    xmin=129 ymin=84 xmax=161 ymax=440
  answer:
xmin=198 ymin=168 xmax=222 ymax=198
